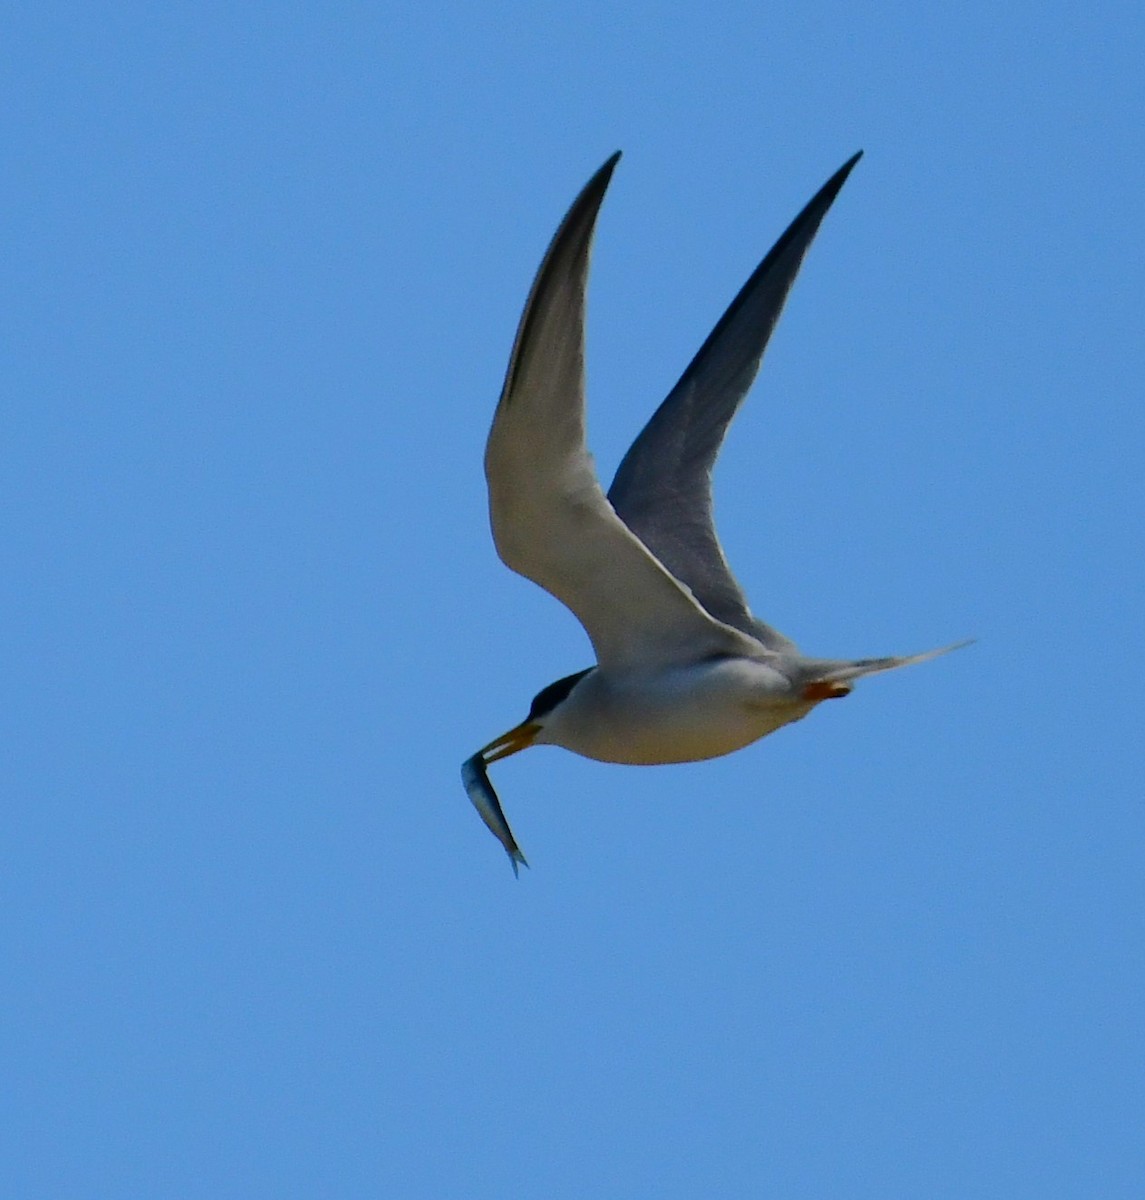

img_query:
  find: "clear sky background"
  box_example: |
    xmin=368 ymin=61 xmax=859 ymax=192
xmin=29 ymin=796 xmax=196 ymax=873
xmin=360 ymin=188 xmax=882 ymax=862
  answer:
xmin=2 ymin=3 xmax=1142 ymax=1197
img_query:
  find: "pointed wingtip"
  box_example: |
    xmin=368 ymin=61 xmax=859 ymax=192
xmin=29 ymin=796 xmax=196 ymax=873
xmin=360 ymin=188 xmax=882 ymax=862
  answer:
xmin=586 ymin=150 xmax=622 ymax=196
xmin=817 ymin=150 xmax=864 ymax=206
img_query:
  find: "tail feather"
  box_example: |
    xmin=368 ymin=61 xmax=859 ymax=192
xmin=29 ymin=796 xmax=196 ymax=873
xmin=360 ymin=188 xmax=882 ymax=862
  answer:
xmin=808 ymin=639 xmax=974 ymax=685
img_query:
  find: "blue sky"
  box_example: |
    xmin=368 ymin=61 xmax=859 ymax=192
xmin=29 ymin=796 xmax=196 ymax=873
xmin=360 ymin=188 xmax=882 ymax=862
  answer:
xmin=2 ymin=3 xmax=1142 ymax=1196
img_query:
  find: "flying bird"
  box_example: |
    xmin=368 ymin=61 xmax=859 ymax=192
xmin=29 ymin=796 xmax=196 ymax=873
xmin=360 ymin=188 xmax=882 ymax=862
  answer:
xmin=463 ymin=151 xmax=966 ymax=873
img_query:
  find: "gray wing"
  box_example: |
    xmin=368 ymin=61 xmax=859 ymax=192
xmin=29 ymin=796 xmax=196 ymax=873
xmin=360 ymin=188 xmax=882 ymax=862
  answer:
xmin=486 ymin=153 xmax=761 ymax=671
xmin=608 ymin=152 xmax=862 ymax=652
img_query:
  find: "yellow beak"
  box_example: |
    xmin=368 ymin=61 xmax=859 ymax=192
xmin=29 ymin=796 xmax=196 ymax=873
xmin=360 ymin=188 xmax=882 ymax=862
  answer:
xmin=480 ymin=721 xmax=541 ymax=764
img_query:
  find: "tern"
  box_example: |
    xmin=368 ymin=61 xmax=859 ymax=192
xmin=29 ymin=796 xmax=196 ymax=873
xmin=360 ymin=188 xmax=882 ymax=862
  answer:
xmin=463 ymin=150 xmax=965 ymax=873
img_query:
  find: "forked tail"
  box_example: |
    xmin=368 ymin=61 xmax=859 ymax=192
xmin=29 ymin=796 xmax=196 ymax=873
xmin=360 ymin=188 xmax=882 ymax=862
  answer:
xmin=805 ymin=639 xmax=974 ymax=686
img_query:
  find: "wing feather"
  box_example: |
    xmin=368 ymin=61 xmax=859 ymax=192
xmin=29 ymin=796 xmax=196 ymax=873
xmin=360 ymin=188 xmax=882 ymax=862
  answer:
xmin=608 ymin=153 xmax=863 ymax=650
xmin=486 ymin=154 xmax=758 ymax=670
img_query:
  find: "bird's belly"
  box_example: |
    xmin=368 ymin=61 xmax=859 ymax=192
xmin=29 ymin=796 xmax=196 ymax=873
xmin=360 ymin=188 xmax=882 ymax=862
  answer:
xmin=543 ymin=660 xmax=813 ymax=766
xmin=582 ymin=704 xmax=808 ymax=765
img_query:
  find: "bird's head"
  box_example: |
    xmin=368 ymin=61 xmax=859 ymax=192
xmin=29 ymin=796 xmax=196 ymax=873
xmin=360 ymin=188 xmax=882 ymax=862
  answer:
xmin=461 ymin=667 xmax=595 ymax=875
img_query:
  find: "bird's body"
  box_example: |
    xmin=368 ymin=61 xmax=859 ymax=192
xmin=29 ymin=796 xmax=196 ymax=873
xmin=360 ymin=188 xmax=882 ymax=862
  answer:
xmin=532 ymin=657 xmax=814 ymax=766
xmin=463 ymin=150 xmax=966 ymax=872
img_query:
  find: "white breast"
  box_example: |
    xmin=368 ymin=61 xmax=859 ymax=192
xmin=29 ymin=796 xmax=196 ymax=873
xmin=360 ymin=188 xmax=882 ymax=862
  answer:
xmin=535 ymin=657 xmax=816 ymax=765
